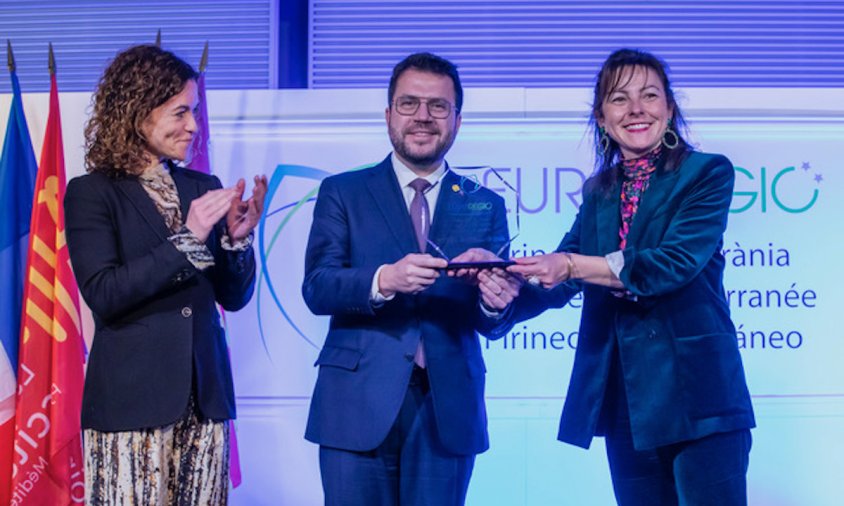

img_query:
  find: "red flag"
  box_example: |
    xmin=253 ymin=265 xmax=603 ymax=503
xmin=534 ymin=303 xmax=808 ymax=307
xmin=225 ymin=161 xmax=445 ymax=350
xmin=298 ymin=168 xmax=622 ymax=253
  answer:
xmin=10 ymin=66 xmax=85 ymax=505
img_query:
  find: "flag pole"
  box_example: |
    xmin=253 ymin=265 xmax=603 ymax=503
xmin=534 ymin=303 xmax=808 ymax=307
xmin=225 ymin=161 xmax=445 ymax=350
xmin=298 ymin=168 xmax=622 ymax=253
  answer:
xmin=199 ymin=41 xmax=209 ymax=73
xmin=48 ymin=42 xmax=55 ymax=75
xmin=7 ymin=40 xmax=14 ymax=72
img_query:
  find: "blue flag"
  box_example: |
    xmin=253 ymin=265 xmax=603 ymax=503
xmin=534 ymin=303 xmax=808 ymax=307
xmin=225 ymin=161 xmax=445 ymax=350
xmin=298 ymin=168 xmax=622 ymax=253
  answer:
xmin=0 ymin=69 xmax=38 ymax=421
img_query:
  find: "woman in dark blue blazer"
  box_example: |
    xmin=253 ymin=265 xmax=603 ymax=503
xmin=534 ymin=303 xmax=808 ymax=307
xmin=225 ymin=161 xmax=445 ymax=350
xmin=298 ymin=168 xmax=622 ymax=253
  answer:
xmin=509 ymin=49 xmax=755 ymax=505
xmin=65 ymin=45 xmax=266 ymax=505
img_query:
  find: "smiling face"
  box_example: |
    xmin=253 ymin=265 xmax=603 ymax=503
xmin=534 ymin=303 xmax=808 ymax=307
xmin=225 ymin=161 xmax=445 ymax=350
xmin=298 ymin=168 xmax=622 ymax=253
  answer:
xmin=386 ymin=68 xmax=461 ymax=176
xmin=597 ymin=65 xmax=673 ymax=160
xmin=140 ymin=79 xmax=198 ymax=167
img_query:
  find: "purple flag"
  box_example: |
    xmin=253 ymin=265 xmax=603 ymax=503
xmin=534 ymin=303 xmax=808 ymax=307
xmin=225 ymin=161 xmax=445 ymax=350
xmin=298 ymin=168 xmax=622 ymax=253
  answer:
xmin=186 ymin=65 xmax=244 ymax=489
xmin=188 ymin=72 xmax=211 ymax=174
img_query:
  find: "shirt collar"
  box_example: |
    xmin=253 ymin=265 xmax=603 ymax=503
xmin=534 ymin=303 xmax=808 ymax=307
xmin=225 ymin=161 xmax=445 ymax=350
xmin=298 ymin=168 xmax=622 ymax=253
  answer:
xmin=390 ymin=152 xmax=446 ymax=189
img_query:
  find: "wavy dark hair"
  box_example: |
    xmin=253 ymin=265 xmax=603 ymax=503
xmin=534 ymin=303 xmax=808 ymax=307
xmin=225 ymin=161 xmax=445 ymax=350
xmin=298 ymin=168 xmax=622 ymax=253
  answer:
xmin=388 ymin=52 xmax=463 ymax=113
xmin=589 ymin=49 xmax=691 ymax=191
xmin=84 ymin=44 xmax=198 ymax=177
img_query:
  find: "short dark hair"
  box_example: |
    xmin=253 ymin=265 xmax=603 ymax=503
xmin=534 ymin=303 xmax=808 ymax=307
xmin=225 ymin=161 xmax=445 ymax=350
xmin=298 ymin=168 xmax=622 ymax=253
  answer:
xmin=85 ymin=44 xmax=198 ymax=177
xmin=589 ymin=48 xmax=691 ymax=190
xmin=388 ymin=52 xmax=463 ymax=113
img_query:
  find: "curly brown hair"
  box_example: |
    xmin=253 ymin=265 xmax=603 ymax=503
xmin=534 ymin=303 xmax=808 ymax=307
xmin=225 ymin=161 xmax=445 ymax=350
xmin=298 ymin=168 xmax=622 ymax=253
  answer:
xmin=84 ymin=44 xmax=198 ymax=177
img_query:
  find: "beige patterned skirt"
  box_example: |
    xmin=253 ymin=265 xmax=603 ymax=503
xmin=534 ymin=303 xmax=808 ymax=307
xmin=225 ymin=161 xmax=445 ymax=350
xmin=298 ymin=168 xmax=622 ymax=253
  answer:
xmin=84 ymin=399 xmax=230 ymax=505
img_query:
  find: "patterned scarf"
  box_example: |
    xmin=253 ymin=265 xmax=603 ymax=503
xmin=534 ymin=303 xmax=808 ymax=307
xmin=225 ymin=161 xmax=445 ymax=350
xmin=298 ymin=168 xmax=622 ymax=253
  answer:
xmin=139 ymin=163 xmax=183 ymax=232
xmin=139 ymin=162 xmax=215 ymax=269
xmin=619 ymin=147 xmax=661 ymax=250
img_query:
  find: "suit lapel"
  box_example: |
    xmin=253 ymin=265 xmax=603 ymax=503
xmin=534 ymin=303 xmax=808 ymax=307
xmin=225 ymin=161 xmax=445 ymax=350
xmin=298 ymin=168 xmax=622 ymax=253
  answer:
xmin=366 ymin=157 xmax=418 ymax=253
xmin=428 ymin=168 xmax=460 ymax=254
xmin=624 ymin=168 xmax=681 ymax=248
xmin=115 ymin=175 xmax=172 ymax=242
xmin=115 ymin=163 xmax=205 ymax=243
xmin=169 ymin=164 xmax=199 ymax=222
xmin=596 ymin=177 xmax=623 ymax=254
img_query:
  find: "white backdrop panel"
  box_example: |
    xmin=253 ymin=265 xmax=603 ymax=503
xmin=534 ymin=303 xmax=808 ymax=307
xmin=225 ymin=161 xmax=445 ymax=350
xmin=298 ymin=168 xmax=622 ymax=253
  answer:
xmin=1 ymin=86 xmax=842 ymax=505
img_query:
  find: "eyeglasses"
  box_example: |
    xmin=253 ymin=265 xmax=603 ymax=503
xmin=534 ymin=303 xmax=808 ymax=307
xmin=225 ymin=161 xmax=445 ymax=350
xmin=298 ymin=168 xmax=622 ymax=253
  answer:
xmin=393 ymin=96 xmax=454 ymax=119
xmin=425 ymin=166 xmax=521 ymax=261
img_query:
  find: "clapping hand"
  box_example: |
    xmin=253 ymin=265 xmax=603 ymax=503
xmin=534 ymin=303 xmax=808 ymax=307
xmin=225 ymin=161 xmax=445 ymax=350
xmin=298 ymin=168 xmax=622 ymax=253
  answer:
xmin=186 ymin=186 xmax=240 ymax=243
xmin=227 ymin=175 xmax=268 ymax=241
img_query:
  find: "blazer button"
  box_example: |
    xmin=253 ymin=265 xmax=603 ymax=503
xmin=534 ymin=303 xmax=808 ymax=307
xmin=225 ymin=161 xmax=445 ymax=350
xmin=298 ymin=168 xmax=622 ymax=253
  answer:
xmin=181 ymin=307 xmax=193 ymax=318
xmin=404 ymin=353 xmax=414 ymax=362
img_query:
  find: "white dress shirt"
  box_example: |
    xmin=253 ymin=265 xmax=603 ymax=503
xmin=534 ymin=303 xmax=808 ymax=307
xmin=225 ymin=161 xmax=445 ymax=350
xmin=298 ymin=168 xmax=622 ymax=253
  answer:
xmin=370 ymin=154 xmax=447 ymax=303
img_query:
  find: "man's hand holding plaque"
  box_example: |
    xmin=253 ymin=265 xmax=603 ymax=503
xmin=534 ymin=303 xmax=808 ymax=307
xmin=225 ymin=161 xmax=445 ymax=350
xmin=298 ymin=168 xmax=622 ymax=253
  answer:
xmin=448 ymin=248 xmax=523 ymax=311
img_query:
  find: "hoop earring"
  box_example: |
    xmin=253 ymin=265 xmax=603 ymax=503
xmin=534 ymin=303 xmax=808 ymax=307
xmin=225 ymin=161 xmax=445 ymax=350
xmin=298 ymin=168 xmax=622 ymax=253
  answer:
xmin=662 ymin=127 xmax=679 ymax=149
xmin=599 ymin=127 xmax=610 ymax=153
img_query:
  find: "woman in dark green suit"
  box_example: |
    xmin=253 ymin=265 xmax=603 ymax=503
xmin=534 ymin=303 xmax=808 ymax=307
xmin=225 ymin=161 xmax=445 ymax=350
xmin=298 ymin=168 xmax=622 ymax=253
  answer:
xmin=509 ymin=49 xmax=755 ymax=505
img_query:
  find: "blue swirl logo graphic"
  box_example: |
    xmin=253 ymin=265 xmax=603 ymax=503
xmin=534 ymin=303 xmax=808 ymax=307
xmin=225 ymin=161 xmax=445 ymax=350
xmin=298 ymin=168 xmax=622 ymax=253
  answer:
xmin=256 ymin=163 xmax=375 ymax=357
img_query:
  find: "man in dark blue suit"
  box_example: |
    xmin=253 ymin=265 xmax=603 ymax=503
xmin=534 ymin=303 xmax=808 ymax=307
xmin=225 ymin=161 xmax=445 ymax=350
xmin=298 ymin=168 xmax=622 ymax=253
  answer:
xmin=302 ymin=53 xmax=521 ymax=505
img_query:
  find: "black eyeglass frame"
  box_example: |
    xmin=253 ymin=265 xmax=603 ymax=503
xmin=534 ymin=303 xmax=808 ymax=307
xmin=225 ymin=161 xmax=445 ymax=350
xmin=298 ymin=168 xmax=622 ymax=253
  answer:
xmin=392 ymin=96 xmax=456 ymax=119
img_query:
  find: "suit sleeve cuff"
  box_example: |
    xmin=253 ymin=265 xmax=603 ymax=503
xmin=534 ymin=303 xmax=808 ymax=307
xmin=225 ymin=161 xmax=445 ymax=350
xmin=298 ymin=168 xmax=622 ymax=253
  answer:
xmin=605 ymin=250 xmax=625 ymax=279
xmin=479 ymin=299 xmax=503 ymax=319
xmin=370 ymin=264 xmax=396 ymax=306
xmin=169 ymin=226 xmax=214 ymax=271
xmin=221 ymin=231 xmax=253 ymax=251
xmin=606 ymin=250 xmax=637 ymax=301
